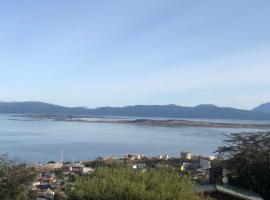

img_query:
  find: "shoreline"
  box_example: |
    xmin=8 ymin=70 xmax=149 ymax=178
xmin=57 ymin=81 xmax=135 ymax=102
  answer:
xmin=13 ymin=115 xmax=270 ymax=129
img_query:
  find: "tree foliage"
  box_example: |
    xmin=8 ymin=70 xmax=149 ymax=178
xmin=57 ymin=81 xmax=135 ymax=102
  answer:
xmin=215 ymin=132 xmax=270 ymax=199
xmin=68 ymin=167 xmax=204 ymax=200
xmin=0 ymin=155 xmax=37 ymax=200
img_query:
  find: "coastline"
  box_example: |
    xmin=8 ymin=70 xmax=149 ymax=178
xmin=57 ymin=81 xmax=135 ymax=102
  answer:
xmin=14 ymin=115 xmax=270 ymax=129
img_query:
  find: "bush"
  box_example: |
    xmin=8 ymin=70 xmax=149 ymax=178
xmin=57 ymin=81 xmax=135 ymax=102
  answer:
xmin=68 ymin=167 xmax=204 ymax=200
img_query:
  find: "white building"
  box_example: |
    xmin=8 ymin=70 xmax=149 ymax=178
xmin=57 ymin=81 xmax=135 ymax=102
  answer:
xmin=200 ymin=159 xmax=211 ymax=170
xmin=181 ymin=152 xmax=192 ymax=160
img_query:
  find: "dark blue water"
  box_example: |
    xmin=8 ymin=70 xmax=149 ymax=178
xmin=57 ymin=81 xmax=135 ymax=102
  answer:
xmin=0 ymin=115 xmax=267 ymax=162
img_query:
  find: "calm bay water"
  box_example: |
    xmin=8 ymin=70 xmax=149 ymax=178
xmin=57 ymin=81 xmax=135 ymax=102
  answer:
xmin=0 ymin=114 xmax=268 ymax=162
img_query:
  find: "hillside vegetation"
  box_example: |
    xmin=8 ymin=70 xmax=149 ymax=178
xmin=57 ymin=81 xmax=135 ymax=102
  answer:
xmin=68 ymin=167 xmax=205 ymax=200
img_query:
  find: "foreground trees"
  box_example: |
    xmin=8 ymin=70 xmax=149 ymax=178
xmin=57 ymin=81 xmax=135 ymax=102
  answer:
xmin=68 ymin=167 xmax=204 ymax=200
xmin=215 ymin=132 xmax=270 ymax=199
xmin=0 ymin=155 xmax=37 ymax=200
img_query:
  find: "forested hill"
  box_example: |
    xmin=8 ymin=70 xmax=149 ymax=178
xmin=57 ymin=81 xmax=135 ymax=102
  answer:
xmin=1 ymin=101 xmax=270 ymax=120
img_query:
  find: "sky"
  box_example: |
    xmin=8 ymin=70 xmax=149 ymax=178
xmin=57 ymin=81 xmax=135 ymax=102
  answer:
xmin=1 ymin=0 xmax=270 ymax=109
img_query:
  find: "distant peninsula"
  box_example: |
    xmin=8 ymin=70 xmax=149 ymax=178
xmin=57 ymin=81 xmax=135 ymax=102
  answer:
xmin=16 ymin=115 xmax=270 ymax=129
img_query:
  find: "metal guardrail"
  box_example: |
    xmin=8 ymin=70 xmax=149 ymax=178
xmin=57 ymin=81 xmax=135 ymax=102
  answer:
xmin=195 ymin=184 xmax=264 ymax=200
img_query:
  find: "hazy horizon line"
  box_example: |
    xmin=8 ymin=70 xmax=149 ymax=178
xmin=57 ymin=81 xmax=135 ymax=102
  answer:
xmin=1 ymin=99 xmax=268 ymax=110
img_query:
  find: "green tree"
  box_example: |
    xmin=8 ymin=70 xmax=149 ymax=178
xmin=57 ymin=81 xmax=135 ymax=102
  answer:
xmin=0 ymin=155 xmax=37 ymax=200
xmin=68 ymin=167 xmax=204 ymax=200
xmin=215 ymin=132 xmax=270 ymax=199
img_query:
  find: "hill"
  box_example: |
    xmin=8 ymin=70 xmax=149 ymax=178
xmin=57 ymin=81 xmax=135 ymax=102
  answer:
xmin=0 ymin=101 xmax=89 ymax=115
xmin=253 ymin=103 xmax=270 ymax=114
xmin=1 ymin=101 xmax=270 ymax=120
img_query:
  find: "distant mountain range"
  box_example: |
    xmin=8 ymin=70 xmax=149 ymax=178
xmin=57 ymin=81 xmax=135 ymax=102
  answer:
xmin=1 ymin=101 xmax=270 ymax=120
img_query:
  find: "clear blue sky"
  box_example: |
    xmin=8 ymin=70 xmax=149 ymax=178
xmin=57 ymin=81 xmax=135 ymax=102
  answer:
xmin=1 ymin=0 xmax=270 ymax=109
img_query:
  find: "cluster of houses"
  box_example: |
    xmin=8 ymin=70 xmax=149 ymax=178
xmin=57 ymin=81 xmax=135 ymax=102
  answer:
xmin=29 ymin=161 xmax=94 ymax=200
xmin=123 ymin=153 xmax=170 ymax=161
xmin=123 ymin=152 xmax=212 ymax=176
xmin=29 ymin=171 xmax=60 ymax=200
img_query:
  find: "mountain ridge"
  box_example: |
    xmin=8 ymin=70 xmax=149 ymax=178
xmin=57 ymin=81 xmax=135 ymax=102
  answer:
xmin=253 ymin=102 xmax=270 ymax=114
xmin=1 ymin=101 xmax=270 ymax=120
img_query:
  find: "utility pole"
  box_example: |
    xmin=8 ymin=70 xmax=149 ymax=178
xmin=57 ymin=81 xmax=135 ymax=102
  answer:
xmin=61 ymin=147 xmax=64 ymax=164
